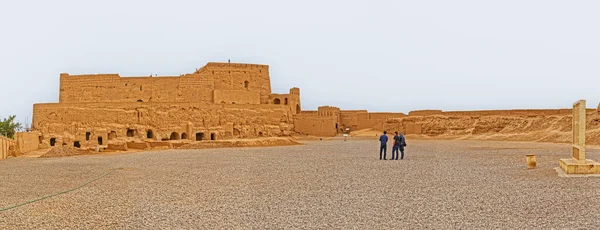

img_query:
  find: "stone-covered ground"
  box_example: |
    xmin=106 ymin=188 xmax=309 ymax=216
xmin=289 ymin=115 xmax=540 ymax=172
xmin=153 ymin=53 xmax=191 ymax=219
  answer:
xmin=1 ymin=140 xmax=599 ymax=229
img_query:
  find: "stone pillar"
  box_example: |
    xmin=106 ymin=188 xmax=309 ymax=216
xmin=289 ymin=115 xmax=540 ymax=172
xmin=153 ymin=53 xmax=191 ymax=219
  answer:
xmin=559 ymin=100 xmax=600 ymax=174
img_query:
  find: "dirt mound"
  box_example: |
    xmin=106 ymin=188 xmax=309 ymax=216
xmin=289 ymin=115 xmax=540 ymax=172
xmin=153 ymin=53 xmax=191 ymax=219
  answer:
xmin=177 ymin=137 xmax=300 ymax=149
xmin=40 ymin=146 xmax=91 ymax=158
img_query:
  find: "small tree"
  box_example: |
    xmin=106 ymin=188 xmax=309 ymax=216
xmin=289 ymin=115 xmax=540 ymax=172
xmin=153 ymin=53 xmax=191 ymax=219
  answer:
xmin=0 ymin=115 xmax=23 ymax=139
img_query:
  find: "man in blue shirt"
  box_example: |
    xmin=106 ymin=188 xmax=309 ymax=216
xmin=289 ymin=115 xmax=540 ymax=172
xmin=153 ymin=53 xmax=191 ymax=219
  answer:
xmin=379 ymin=131 xmax=388 ymax=160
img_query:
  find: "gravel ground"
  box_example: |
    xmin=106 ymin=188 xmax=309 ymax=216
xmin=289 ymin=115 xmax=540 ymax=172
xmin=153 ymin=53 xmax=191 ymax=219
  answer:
xmin=1 ymin=140 xmax=600 ymax=229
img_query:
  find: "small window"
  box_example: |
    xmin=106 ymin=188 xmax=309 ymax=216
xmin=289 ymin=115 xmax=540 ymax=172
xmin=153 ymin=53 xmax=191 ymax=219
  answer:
xmin=210 ymin=133 xmax=216 ymax=140
xmin=244 ymin=81 xmax=249 ymax=89
xmin=50 ymin=138 xmax=56 ymax=146
xmin=258 ymin=132 xmax=263 ymax=136
xmin=139 ymin=86 xmax=142 ymax=91
xmin=125 ymin=83 xmax=128 ymax=86
xmin=181 ymin=133 xmax=188 ymax=139
xmin=127 ymin=129 xmax=135 ymax=137
xmin=137 ymin=99 xmax=143 ymax=102
xmin=212 ymin=71 xmax=214 ymax=75
xmin=74 ymin=141 xmax=81 ymax=148
xmin=284 ymin=98 xmax=288 ymax=105
xmin=86 ymin=132 xmax=91 ymax=141
xmin=196 ymin=132 xmax=205 ymax=141
xmin=98 ymin=137 xmax=103 ymax=145
xmin=38 ymin=136 xmax=43 ymax=144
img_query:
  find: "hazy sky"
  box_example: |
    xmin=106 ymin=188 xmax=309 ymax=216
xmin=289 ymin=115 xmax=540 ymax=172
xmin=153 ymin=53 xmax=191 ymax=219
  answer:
xmin=1 ymin=0 xmax=599 ymax=126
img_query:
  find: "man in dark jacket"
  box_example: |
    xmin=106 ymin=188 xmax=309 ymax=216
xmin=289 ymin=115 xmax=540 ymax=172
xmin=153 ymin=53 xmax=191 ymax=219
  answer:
xmin=392 ymin=131 xmax=406 ymax=160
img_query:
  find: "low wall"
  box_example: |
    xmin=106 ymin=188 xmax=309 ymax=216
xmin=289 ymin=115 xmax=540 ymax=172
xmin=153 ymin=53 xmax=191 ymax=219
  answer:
xmin=148 ymin=141 xmax=172 ymax=148
xmin=0 ymin=136 xmax=16 ymax=160
xmin=294 ymin=114 xmax=337 ymax=137
xmin=127 ymin=142 xmax=150 ymax=149
xmin=16 ymin=132 xmax=41 ymax=154
xmin=107 ymin=143 xmax=128 ymax=151
xmin=408 ymin=110 xmax=443 ymax=116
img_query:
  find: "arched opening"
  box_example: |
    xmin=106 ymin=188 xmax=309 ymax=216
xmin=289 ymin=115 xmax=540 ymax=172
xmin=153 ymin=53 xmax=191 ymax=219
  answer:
xmin=127 ymin=129 xmax=136 ymax=137
xmin=232 ymin=102 xmax=236 ymax=104
xmin=85 ymin=132 xmax=91 ymax=141
xmin=62 ymin=143 xmax=67 ymax=146
xmin=284 ymin=98 xmax=288 ymax=105
xmin=181 ymin=132 xmax=188 ymax=140
xmin=244 ymin=81 xmax=249 ymax=89
xmin=296 ymin=104 xmax=301 ymax=114
xmin=210 ymin=133 xmax=216 ymax=140
xmin=196 ymin=132 xmax=205 ymax=141
xmin=258 ymin=132 xmax=263 ymax=136
xmin=98 ymin=137 xmax=103 ymax=145
xmin=74 ymin=141 xmax=81 ymax=148
xmin=147 ymin=130 xmax=153 ymax=139
xmin=273 ymin=98 xmax=281 ymax=104
xmin=50 ymin=138 xmax=56 ymax=146
xmin=220 ymin=101 xmax=226 ymax=104
xmin=38 ymin=136 xmax=43 ymax=144
xmin=170 ymin=132 xmax=180 ymax=140
xmin=137 ymin=99 xmax=143 ymax=102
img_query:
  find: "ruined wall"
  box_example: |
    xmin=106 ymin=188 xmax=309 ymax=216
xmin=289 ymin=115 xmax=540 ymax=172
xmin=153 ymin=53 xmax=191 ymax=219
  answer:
xmin=59 ymin=62 xmax=271 ymax=104
xmin=198 ymin=63 xmax=272 ymax=104
xmin=32 ymin=102 xmax=294 ymax=148
xmin=0 ymin=136 xmax=16 ymax=159
xmin=294 ymin=114 xmax=337 ymax=137
xmin=408 ymin=110 xmax=443 ymax=116
xmin=271 ymin=87 xmax=301 ymax=114
xmin=213 ymin=90 xmax=260 ymax=104
xmin=15 ymin=132 xmax=41 ymax=154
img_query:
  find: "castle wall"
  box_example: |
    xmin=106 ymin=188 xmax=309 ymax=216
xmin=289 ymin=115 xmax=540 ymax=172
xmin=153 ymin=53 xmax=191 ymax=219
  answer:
xmin=213 ymin=90 xmax=260 ymax=104
xmin=199 ymin=63 xmax=272 ymax=104
xmin=58 ymin=63 xmax=271 ymax=104
xmin=15 ymin=132 xmax=41 ymax=154
xmin=294 ymin=114 xmax=337 ymax=137
xmin=32 ymin=102 xmax=294 ymax=148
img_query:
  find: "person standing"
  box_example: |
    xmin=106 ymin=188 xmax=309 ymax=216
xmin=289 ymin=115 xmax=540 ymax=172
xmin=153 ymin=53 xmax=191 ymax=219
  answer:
xmin=393 ymin=131 xmax=406 ymax=160
xmin=379 ymin=131 xmax=388 ymax=160
xmin=392 ymin=132 xmax=400 ymax=160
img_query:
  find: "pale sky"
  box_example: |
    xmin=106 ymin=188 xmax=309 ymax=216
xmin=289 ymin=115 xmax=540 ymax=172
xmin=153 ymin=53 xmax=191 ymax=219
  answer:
xmin=1 ymin=0 xmax=599 ymax=126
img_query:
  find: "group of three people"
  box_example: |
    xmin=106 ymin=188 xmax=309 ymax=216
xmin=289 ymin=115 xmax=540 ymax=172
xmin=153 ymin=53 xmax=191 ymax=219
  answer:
xmin=378 ymin=131 xmax=406 ymax=160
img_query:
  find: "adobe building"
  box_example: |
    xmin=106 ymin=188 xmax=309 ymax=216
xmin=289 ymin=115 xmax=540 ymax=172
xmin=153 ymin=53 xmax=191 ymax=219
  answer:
xmin=31 ymin=61 xmax=413 ymax=149
xmin=32 ymin=62 xmax=303 ymax=149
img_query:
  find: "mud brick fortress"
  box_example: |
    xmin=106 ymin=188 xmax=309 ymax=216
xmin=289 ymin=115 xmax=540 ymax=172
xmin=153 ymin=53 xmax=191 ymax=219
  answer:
xmin=24 ymin=61 xmax=600 ymax=151
xmin=29 ymin=62 xmax=400 ymax=149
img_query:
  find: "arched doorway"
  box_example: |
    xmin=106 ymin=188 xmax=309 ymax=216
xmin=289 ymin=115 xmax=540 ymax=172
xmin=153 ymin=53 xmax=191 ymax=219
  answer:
xmin=147 ymin=130 xmax=153 ymax=139
xmin=273 ymin=98 xmax=281 ymax=104
xmin=181 ymin=132 xmax=188 ymax=140
xmin=284 ymin=98 xmax=288 ymax=105
xmin=170 ymin=132 xmax=180 ymax=140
